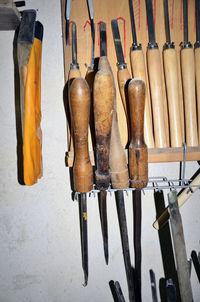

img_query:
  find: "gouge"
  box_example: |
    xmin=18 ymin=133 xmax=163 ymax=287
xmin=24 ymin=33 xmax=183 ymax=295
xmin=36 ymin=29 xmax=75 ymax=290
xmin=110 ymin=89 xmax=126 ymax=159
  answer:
xmin=180 ymin=0 xmax=198 ymax=146
xmin=69 ymin=77 xmax=93 ymax=286
xmin=168 ymin=191 xmax=193 ymax=301
xmin=163 ymin=0 xmax=183 ymax=147
xmin=128 ymin=0 xmax=154 ymax=148
xmin=68 ymin=22 xmax=81 ymax=82
xmin=145 ymin=0 xmax=168 ymax=148
xmin=65 ymin=0 xmax=71 ymax=44
xmin=153 ymin=171 xmax=200 ymax=230
xmin=128 ymin=79 xmax=148 ymax=302
xmin=195 ymin=0 xmax=200 ymax=144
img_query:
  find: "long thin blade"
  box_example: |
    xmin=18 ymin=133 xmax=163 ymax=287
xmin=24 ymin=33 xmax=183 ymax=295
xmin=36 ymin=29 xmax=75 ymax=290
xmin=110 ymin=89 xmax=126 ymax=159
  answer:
xmin=100 ymin=22 xmax=107 ymax=57
xmin=115 ymin=191 xmax=135 ymax=302
xmin=166 ymin=279 xmax=176 ymax=302
xmin=72 ymin=22 xmax=77 ymax=65
xmin=164 ymin=0 xmax=171 ymax=43
xmin=196 ymin=0 xmax=200 ymax=42
xmin=87 ymin=0 xmax=94 ymax=20
xmin=87 ymin=0 xmax=95 ymax=68
xmin=111 ymin=20 xmax=125 ymax=66
xmin=99 ymin=191 xmax=108 ymax=264
xmin=191 ymin=250 xmax=200 ymax=282
xmin=149 ymin=269 xmax=158 ymax=302
xmin=133 ymin=189 xmax=142 ymax=302
xmin=183 ymin=0 xmax=188 ymax=43
xmin=114 ymin=281 xmax=126 ymax=302
xmin=80 ymin=193 xmax=88 ymax=286
xmin=65 ymin=0 xmax=71 ymax=44
xmin=128 ymin=0 xmax=137 ymax=45
xmin=145 ymin=0 xmax=156 ymax=44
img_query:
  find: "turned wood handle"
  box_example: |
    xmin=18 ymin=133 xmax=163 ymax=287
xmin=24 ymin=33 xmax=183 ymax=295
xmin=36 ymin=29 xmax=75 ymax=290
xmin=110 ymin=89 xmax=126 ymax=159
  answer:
xmin=181 ymin=47 xmax=198 ymax=146
xmin=147 ymin=48 xmax=168 ymax=148
xmin=68 ymin=67 xmax=81 ymax=83
xmin=130 ymin=48 xmax=155 ymax=148
xmin=69 ymin=77 xmax=93 ymax=193
xmin=163 ymin=48 xmax=183 ymax=147
xmin=93 ymin=69 xmax=114 ymax=190
xmin=195 ymin=47 xmax=200 ymax=144
xmin=128 ymin=79 xmax=148 ymax=189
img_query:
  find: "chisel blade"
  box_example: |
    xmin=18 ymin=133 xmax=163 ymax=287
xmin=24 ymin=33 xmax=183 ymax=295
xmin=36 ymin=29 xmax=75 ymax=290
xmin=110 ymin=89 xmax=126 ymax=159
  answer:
xmin=196 ymin=0 xmax=200 ymax=43
xmin=100 ymin=22 xmax=107 ymax=57
xmin=65 ymin=0 xmax=71 ymax=44
xmin=145 ymin=0 xmax=156 ymax=45
xmin=128 ymin=0 xmax=137 ymax=45
xmin=99 ymin=190 xmax=108 ymax=264
xmin=164 ymin=0 xmax=171 ymax=44
xmin=166 ymin=279 xmax=176 ymax=302
xmin=183 ymin=0 xmax=188 ymax=43
xmin=80 ymin=193 xmax=88 ymax=286
xmin=149 ymin=269 xmax=158 ymax=302
xmin=87 ymin=0 xmax=95 ymax=69
xmin=71 ymin=22 xmax=78 ymax=66
xmin=111 ymin=19 xmax=126 ymax=67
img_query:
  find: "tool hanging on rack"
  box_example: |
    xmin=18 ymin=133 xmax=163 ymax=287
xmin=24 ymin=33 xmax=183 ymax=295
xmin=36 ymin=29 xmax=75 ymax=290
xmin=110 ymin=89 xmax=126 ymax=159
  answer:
xmin=128 ymin=0 xmax=154 ymax=149
xmin=65 ymin=0 xmax=71 ymax=44
xmin=195 ymin=0 xmax=200 ymax=144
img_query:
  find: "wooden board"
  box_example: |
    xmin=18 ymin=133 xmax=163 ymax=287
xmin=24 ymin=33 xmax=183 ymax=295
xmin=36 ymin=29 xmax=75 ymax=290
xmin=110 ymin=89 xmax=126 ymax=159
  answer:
xmin=0 ymin=0 xmax=21 ymax=30
xmin=61 ymin=0 xmax=200 ymax=165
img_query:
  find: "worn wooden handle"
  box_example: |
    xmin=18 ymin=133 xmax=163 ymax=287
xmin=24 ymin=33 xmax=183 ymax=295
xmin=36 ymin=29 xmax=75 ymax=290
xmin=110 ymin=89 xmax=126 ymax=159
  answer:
xmin=128 ymin=79 xmax=148 ymax=189
xmin=69 ymin=77 xmax=93 ymax=193
xmin=117 ymin=67 xmax=131 ymax=120
xmin=181 ymin=47 xmax=198 ymax=146
xmin=163 ymin=48 xmax=183 ymax=147
xmin=147 ymin=48 xmax=168 ymax=148
xmin=130 ymin=48 xmax=154 ymax=148
xmin=195 ymin=47 xmax=200 ymax=144
xmin=93 ymin=69 xmax=114 ymax=190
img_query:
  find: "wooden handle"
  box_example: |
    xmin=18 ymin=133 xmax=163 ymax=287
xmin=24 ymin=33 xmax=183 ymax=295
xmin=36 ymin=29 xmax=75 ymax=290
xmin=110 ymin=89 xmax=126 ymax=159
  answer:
xmin=69 ymin=77 xmax=93 ymax=193
xmin=153 ymin=173 xmax=200 ymax=230
xmin=130 ymin=48 xmax=155 ymax=148
xmin=68 ymin=67 xmax=81 ymax=82
xmin=163 ymin=48 xmax=183 ymax=147
xmin=93 ymin=69 xmax=114 ymax=190
xmin=181 ymin=47 xmax=198 ymax=146
xmin=195 ymin=47 xmax=200 ymax=144
xmin=147 ymin=48 xmax=168 ymax=148
xmin=128 ymin=79 xmax=148 ymax=189
xmin=117 ymin=67 xmax=131 ymax=121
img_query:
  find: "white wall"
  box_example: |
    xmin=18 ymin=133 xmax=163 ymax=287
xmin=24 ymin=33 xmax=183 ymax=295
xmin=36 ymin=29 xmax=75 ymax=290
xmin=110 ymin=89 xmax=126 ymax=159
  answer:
xmin=0 ymin=1 xmax=199 ymax=301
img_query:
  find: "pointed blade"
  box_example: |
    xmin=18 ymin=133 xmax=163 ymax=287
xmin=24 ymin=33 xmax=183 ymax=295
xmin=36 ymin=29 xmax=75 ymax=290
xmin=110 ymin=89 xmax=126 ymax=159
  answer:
xmin=128 ymin=0 xmax=137 ymax=45
xmin=99 ymin=191 xmax=108 ymax=264
xmin=111 ymin=19 xmax=125 ymax=66
xmin=145 ymin=0 xmax=156 ymax=45
xmin=100 ymin=22 xmax=107 ymax=57
xmin=80 ymin=193 xmax=88 ymax=286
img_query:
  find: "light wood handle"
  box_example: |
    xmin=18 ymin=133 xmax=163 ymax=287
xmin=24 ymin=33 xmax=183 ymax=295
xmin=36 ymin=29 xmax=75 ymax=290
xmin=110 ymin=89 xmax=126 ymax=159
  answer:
xmin=163 ymin=48 xmax=183 ymax=147
xmin=117 ymin=67 xmax=131 ymax=121
xmin=195 ymin=47 xmax=200 ymax=144
xmin=147 ymin=48 xmax=168 ymax=148
xmin=130 ymin=49 xmax=155 ymax=148
xmin=153 ymin=173 xmax=200 ymax=230
xmin=93 ymin=69 xmax=114 ymax=190
xmin=69 ymin=77 xmax=93 ymax=193
xmin=68 ymin=68 xmax=81 ymax=82
xmin=181 ymin=47 xmax=198 ymax=146
xmin=128 ymin=79 xmax=148 ymax=189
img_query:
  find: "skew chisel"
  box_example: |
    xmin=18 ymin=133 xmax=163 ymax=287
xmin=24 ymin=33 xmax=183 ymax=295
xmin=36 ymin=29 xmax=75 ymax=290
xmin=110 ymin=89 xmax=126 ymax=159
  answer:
xmin=145 ymin=0 xmax=168 ymax=148
xmin=195 ymin=0 xmax=200 ymax=144
xmin=168 ymin=191 xmax=193 ymax=301
xmin=128 ymin=79 xmax=148 ymax=302
xmin=128 ymin=0 xmax=154 ymax=148
xmin=163 ymin=0 xmax=183 ymax=147
xmin=180 ymin=0 xmax=198 ymax=146
xmin=93 ymin=34 xmax=114 ymax=264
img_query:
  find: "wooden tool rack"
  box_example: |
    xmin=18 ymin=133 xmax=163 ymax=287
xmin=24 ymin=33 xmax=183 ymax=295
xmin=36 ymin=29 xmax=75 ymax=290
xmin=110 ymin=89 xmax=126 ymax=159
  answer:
xmin=61 ymin=0 xmax=200 ymax=170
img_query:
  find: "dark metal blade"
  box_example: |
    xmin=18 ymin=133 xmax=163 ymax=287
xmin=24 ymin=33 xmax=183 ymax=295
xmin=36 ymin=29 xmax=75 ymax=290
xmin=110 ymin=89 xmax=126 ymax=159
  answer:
xmin=111 ymin=19 xmax=125 ymax=66
xmin=18 ymin=10 xmax=36 ymax=44
xmin=80 ymin=193 xmax=88 ymax=286
xmin=166 ymin=279 xmax=177 ymax=302
xmin=164 ymin=0 xmax=171 ymax=44
xmin=65 ymin=0 xmax=71 ymax=44
xmin=149 ymin=269 xmax=158 ymax=302
xmin=145 ymin=0 xmax=156 ymax=44
xmin=133 ymin=189 xmax=142 ymax=302
xmin=114 ymin=281 xmax=126 ymax=302
xmin=72 ymin=22 xmax=78 ymax=66
xmin=115 ymin=190 xmax=135 ymax=302
xmin=100 ymin=22 xmax=107 ymax=57
xmin=191 ymin=250 xmax=200 ymax=282
xmin=183 ymin=0 xmax=188 ymax=43
xmin=128 ymin=0 xmax=137 ymax=45
xmin=196 ymin=0 xmax=200 ymax=43
xmin=99 ymin=190 xmax=108 ymax=264
xmin=90 ymin=19 xmax=95 ymax=69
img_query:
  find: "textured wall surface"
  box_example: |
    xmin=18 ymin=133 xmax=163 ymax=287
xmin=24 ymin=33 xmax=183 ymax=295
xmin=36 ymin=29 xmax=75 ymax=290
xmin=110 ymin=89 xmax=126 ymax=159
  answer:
xmin=0 ymin=1 xmax=200 ymax=301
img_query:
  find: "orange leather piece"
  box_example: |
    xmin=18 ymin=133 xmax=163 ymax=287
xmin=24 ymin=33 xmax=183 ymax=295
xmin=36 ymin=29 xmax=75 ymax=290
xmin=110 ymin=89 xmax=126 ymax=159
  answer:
xmin=23 ymin=37 xmax=43 ymax=185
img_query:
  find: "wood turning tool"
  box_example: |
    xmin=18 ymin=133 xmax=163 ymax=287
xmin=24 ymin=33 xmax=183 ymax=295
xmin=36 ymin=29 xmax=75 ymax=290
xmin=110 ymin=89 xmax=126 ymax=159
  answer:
xmin=163 ymin=0 xmax=183 ymax=147
xmin=128 ymin=0 xmax=154 ymax=148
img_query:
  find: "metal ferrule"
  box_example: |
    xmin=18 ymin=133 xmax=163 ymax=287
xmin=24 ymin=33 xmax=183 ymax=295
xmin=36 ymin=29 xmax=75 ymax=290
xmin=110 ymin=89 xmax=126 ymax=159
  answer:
xmin=118 ymin=63 xmax=127 ymax=70
xmin=131 ymin=43 xmax=142 ymax=51
xmin=163 ymin=42 xmax=175 ymax=50
xmin=147 ymin=42 xmax=158 ymax=50
xmin=180 ymin=41 xmax=192 ymax=49
xmin=194 ymin=41 xmax=200 ymax=49
xmin=70 ymin=63 xmax=79 ymax=70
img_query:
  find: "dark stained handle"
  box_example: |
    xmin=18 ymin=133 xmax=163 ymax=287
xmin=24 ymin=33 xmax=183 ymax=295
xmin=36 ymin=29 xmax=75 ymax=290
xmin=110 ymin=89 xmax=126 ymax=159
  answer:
xmin=128 ymin=79 xmax=148 ymax=189
xmin=93 ymin=69 xmax=114 ymax=190
xmin=69 ymin=77 xmax=93 ymax=193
